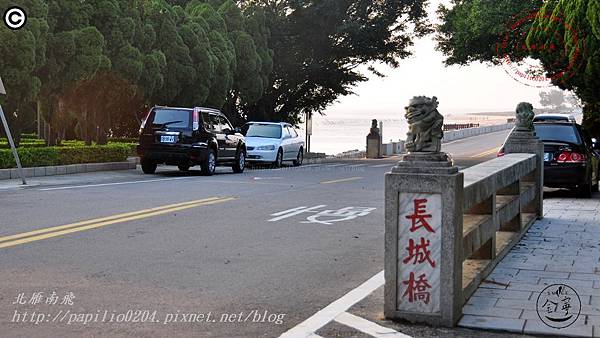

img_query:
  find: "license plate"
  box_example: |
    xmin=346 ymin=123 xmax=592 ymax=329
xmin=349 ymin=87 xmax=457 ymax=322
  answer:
xmin=544 ymin=153 xmax=553 ymax=162
xmin=160 ymin=135 xmax=176 ymax=143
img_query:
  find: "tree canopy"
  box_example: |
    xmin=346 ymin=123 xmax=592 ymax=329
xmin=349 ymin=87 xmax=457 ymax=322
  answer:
xmin=242 ymin=0 xmax=431 ymax=124
xmin=437 ymin=0 xmax=600 ymax=136
xmin=1 ymin=0 xmax=430 ymax=144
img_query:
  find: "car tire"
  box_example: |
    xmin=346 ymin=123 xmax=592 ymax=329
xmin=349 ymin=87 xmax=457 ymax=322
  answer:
xmin=178 ymin=165 xmax=190 ymax=172
xmin=141 ymin=159 xmax=157 ymax=174
xmin=578 ymin=181 xmax=593 ymax=198
xmin=293 ymin=148 xmax=303 ymax=167
xmin=233 ymin=149 xmax=246 ymax=173
xmin=273 ymin=148 xmax=283 ymax=168
xmin=201 ymin=149 xmax=216 ymax=176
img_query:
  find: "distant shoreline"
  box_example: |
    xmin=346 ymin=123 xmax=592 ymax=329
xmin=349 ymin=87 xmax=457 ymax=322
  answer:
xmin=468 ymin=111 xmax=514 ymax=117
xmin=468 ymin=108 xmax=582 ymax=117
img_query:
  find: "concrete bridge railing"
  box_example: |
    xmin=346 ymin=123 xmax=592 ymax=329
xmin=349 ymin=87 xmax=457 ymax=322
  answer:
xmin=442 ymin=123 xmax=513 ymax=143
xmin=379 ymin=123 xmax=514 ymax=157
xmin=384 ymin=129 xmax=543 ymax=327
xmin=460 ymin=153 xmax=541 ymax=301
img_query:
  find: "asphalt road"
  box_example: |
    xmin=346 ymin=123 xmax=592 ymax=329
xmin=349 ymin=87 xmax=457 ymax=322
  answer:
xmin=0 ymin=130 xmax=510 ymax=338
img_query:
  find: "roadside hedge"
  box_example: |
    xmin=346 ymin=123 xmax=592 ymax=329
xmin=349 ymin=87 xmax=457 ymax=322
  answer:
xmin=0 ymin=138 xmax=138 ymax=149
xmin=20 ymin=133 xmax=38 ymax=139
xmin=0 ymin=144 xmax=133 ymax=169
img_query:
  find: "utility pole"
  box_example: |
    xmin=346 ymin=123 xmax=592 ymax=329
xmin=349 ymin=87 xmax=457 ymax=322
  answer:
xmin=0 ymin=76 xmax=27 ymax=185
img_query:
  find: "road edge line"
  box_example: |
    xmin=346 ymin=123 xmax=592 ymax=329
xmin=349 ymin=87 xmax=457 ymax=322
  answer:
xmin=334 ymin=312 xmax=412 ymax=338
xmin=279 ymin=270 xmax=384 ymax=338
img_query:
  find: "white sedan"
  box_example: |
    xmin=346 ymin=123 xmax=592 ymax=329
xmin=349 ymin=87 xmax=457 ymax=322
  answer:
xmin=242 ymin=122 xmax=305 ymax=167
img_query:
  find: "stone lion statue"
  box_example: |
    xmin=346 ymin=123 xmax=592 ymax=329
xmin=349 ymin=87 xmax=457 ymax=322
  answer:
xmin=405 ymin=96 xmax=444 ymax=152
xmin=369 ymin=119 xmax=380 ymax=136
xmin=515 ymin=102 xmax=534 ymax=132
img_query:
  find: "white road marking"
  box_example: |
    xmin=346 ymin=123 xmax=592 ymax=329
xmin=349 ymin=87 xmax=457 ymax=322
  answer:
xmin=270 ymin=206 xmax=310 ymax=216
xmin=279 ymin=270 xmax=385 ymax=338
xmin=297 ymin=164 xmax=322 ymax=168
xmin=301 ymin=207 xmax=376 ymax=225
xmin=268 ymin=205 xmax=327 ymax=222
xmin=347 ymin=164 xmax=369 ymax=167
xmin=370 ymin=164 xmax=394 ymax=168
xmin=39 ymin=177 xmax=192 ymax=191
xmin=324 ymin=164 xmax=347 ymax=168
xmin=335 ymin=312 xmax=412 ymax=338
xmin=40 ymin=176 xmax=294 ymax=191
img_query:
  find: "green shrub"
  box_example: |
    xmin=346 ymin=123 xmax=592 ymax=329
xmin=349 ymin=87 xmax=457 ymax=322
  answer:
xmin=0 ymin=138 xmax=46 ymax=149
xmin=0 ymin=147 xmax=60 ymax=169
xmin=108 ymin=137 xmax=138 ymax=143
xmin=0 ymin=139 xmax=138 ymax=150
xmin=0 ymin=143 xmax=47 ymax=149
xmin=21 ymin=133 xmax=39 ymax=139
xmin=58 ymin=144 xmax=132 ymax=165
xmin=0 ymin=144 xmax=133 ymax=169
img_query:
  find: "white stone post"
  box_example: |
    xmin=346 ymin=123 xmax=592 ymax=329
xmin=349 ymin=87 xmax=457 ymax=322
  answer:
xmin=385 ymin=152 xmax=464 ymax=326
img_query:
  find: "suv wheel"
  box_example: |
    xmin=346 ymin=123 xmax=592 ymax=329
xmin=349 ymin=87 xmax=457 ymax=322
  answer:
xmin=273 ymin=148 xmax=283 ymax=168
xmin=201 ymin=149 xmax=216 ymax=176
xmin=578 ymin=181 xmax=593 ymax=198
xmin=141 ymin=159 xmax=157 ymax=174
xmin=233 ymin=149 xmax=246 ymax=173
xmin=178 ymin=165 xmax=190 ymax=172
xmin=293 ymin=148 xmax=303 ymax=167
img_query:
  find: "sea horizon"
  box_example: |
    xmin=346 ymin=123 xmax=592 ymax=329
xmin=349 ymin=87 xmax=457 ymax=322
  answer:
xmin=302 ymin=111 xmax=512 ymax=155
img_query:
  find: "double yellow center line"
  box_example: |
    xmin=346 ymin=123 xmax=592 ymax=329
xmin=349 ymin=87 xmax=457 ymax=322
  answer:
xmin=0 ymin=197 xmax=234 ymax=249
xmin=472 ymin=147 xmax=500 ymax=158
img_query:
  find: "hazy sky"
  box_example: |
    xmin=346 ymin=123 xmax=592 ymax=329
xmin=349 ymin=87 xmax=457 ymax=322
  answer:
xmin=321 ymin=0 xmax=548 ymax=120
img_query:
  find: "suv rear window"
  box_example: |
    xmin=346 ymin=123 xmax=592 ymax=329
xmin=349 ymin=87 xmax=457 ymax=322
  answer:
xmin=534 ymin=124 xmax=581 ymax=144
xmin=149 ymin=109 xmax=191 ymax=128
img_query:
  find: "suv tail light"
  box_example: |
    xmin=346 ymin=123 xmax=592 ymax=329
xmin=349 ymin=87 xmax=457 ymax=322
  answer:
xmin=139 ymin=108 xmax=152 ymax=134
xmin=556 ymin=151 xmax=586 ymax=163
xmin=193 ymin=108 xmax=200 ymax=131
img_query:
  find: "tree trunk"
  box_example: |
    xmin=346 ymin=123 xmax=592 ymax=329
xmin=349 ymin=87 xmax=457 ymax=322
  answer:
xmin=46 ymin=125 xmax=56 ymax=146
xmin=583 ymin=101 xmax=600 ymax=138
xmin=97 ymin=126 xmax=108 ymax=145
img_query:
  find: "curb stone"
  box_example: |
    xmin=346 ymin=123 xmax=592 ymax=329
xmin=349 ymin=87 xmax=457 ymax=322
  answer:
xmin=0 ymin=158 xmax=137 ymax=181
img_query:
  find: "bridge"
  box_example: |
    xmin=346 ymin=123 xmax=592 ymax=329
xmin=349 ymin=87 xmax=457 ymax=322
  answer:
xmin=1 ymin=123 xmax=597 ymax=338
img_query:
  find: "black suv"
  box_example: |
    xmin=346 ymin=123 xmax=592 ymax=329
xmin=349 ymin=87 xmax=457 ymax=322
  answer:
xmin=137 ymin=106 xmax=246 ymax=176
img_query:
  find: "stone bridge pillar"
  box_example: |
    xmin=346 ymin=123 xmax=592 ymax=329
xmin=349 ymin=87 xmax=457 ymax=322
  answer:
xmin=385 ymin=153 xmax=464 ymax=326
xmin=385 ymin=96 xmax=464 ymax=326
xmin=502 ymin=102 xmax=544 ymax=219
xmin=366 ymin=119 xmax=381 ymax=158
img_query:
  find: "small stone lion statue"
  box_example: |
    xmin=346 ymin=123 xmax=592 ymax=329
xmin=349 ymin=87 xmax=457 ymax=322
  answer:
xmin=369 ymin=119 xmax=380 ymax=137
xmin=515 ymin=102 xmax=535 ymax=132
xmin=405 ymin=96 xmax=444 ymax=152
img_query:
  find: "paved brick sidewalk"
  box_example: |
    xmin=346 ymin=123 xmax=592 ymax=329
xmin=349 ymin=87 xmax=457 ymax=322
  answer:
xmin=459 ymin=193 xmax=600 ymax=337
